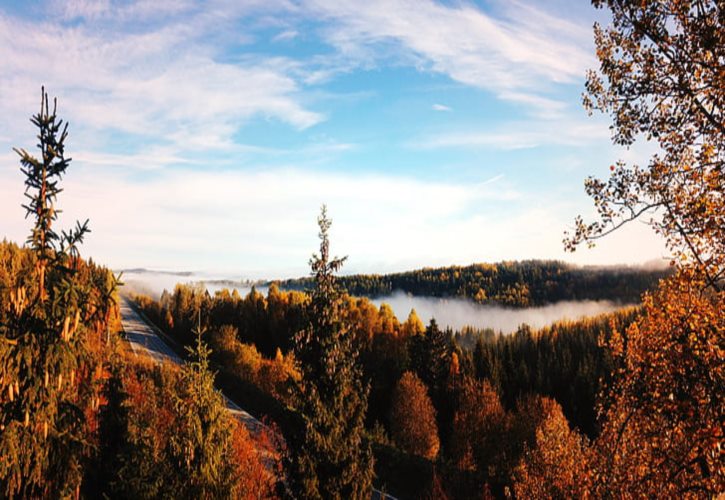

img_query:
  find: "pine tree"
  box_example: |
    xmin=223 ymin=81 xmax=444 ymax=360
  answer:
xmin=0 ymin=88 xmax=116 ymax=496
xmin=172 ymin=314 xmax=240 ymax=497
xmin=286 ymin=205 xmax=374 ymax=499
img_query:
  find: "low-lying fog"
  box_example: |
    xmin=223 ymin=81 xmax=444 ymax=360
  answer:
xmin=119 ymin=270 xmax=266 ymax=299
xmin=120 ymin=270 xmax=630 ymax=334
xmin=371 ymin=292 xmax=627 ymax=333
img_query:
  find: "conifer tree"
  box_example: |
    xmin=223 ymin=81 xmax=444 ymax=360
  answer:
xmin=0 ymin=88 xmax=116 ymax=496
xmin=286 ymin=205 xmax=373 ymax=499
xmin=172 ymin=314 xmax=241 ymax=497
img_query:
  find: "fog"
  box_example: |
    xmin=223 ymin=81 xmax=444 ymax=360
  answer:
xmin=372 ymin=292 xmax=629 ymax=333
xmin=120 ymin=271 xmax=630 ymax=333
xmin=118 ymin=269 xmax=266 ymax=299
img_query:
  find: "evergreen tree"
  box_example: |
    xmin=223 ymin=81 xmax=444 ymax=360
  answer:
xmin=286 ymin=205 xmax=373 ymax=499
xmin=172 ymin=314 xmax=242 ymax=497
xmin=0 ymin=88 xmax=116 ymax=496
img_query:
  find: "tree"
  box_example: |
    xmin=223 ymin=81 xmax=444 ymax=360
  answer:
xmin=565 ymin=0 xmax=724 ymax=289
xmin=171 ymin=319 xmax=243 ymax=497
xmin=0 ymin=88 xmax=117 ymax=496
xmin=286 ymin=206 xmax=373 ymax=499
xmin=389 ymin=371 xmax=440 ymax=460
xmin=100 ymin=326 xmax=277 ymax=498
xmin=410 ymin=319 xmax=451 ymax=398
xmin=589 ymin=272 xmax=724 ymax=496
xmin=450 ymin=377 xmax=509 ymax=482
xmin=512 ymin=398 xmax=588 ymax=499
xmin=401 ymin=308 xmax=425 ymax=337
xmin=564 ymin=3 xmax=724 ymax=495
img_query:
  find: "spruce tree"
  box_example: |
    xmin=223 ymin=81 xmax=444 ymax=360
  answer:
xmin=0 ymin=88 xmax=114 ymax=496
xmin=173 ymin=314 xmax=240 ymax=497
xmin=286 ymin=205 xmax=373 ymax=499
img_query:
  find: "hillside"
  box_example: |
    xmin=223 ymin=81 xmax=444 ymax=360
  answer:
xmin=273 ymin=260 xmax=669 ymax=307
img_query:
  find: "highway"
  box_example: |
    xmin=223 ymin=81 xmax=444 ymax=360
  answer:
xmin=120 ymin=296 xmax=265 ymax=435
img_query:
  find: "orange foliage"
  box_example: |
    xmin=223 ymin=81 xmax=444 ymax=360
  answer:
xmin=230 ymin=421 xmax=279 ymax=499
xmin=451 ymin=377 xmax=508 ymax=478
xmin=389 ymin=371 xmax=440 ymax=460
xmin=512 ymin=398 xmax=588 ymax=499
xmin=589 ymin=272 xmax=724 ymax=497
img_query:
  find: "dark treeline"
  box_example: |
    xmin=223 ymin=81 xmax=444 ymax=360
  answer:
xmin=135 ymin=280 xmax=637 ymax=497
xmin=273 ymin=260 xmax=668 ymax=306
xmin=455 ymin=309 xmax=639 ymax=437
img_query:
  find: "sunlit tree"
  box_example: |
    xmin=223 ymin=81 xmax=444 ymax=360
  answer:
xmin=566 ymin=0 xmax=724 ymax=288
xmin=565 ymin=1 xmax=724 ymax=495
xmin=589 ymin=273 xmax=723 ymax=496
xmin=0 ymin=88 xmax=117 ymax=496
xmin=513 ymin=398 xmax=588 ymax=499
xmin=390 ymin=371 xmax=439 ymax=460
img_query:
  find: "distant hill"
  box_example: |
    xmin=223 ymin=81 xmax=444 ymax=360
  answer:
xmin=271 ymin=260 xmax=670 ymax=307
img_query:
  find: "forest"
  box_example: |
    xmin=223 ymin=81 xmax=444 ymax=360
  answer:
xmin=273 ymin=260 xmax=668 ymax=306
xmin=133 ymin=280 xmax=641 ymax=495
xmin=0 ymin=0 xmax=723 ymax=498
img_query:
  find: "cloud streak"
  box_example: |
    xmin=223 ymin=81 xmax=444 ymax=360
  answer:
xmin=413 ymin=119 xmax=610 ymax=150
xmin=305 ymin=0 xmax=596 ymax=112
xmin=0 ymin=6 xmax=321 ymax=154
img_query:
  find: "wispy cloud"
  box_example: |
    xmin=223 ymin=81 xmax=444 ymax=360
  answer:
xmin=273 ymin=29 xmax=299 ymax=42
xmin=0 ymin=5 xmax=321 ymax=154
xmin=412 ymin=119 xmax=610 ymax=151
xmin=432 ymin=103 xmax=451 ymax=112
xmin=305 ymin=0 xmax=595 ymax=113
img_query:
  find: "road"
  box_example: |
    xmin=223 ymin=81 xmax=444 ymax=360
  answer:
xmin=120 ymin=295 xmax=396 ymax=499
xmin=120 ymin=296 xmax=265 ymax=435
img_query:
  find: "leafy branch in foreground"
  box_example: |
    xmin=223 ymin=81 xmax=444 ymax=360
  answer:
xmin=565 ymin=0 xmax=724 ymax=290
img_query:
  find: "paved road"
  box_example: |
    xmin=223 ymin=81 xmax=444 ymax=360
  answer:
xmin=120 ymin=296 xmax=264 ymax=435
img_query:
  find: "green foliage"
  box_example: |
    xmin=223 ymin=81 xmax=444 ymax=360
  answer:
xmin=285 ymin=206 xmax=374 ymax=499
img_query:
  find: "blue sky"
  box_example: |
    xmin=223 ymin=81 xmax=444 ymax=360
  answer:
xmin=0 ymin=0 xmax=668 ymax=278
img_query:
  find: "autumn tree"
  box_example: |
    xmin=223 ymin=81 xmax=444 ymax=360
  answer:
xmin=99 ymin=330 xmax=277 ymax=498
xmin=450 ymin=377 xmax=510 ymax=482
xmin=390 ymin=371 xmax=440 ymax=460
xmin=285 ymin=206 xmax=373 ymax=499
xmin=512 ymin=398 xmax=588 ymax=499
xmin=565 ymin=1 xmax=724 ymax=496
xmin=589 ymin=273 xmax=724 ymax=496
xmin=0 ymin=88 xmax=117 ymax=496
xmin=401 ymin=308 xmax=425 ymax=337
xmin=566 ymin=0 xmax=724 ymax=288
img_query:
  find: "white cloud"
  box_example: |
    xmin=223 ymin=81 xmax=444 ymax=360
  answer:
xmin=413 ymin=118 xmax=610 ymax=150
xmin=0 ymin=7 xmax=321 ymax=153
xmin=304 ymin=0 xmax=596 ymax=112
xmin=273 ymin=29 xmax=299 ymax=42
xmin=432 ymin=103 xmax=451 ymax=112
xmin=0 ymin=160 xmax=667 ymax=276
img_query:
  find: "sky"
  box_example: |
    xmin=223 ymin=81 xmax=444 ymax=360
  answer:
xmin=0 ymin=0 xmax=669 ymax=279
